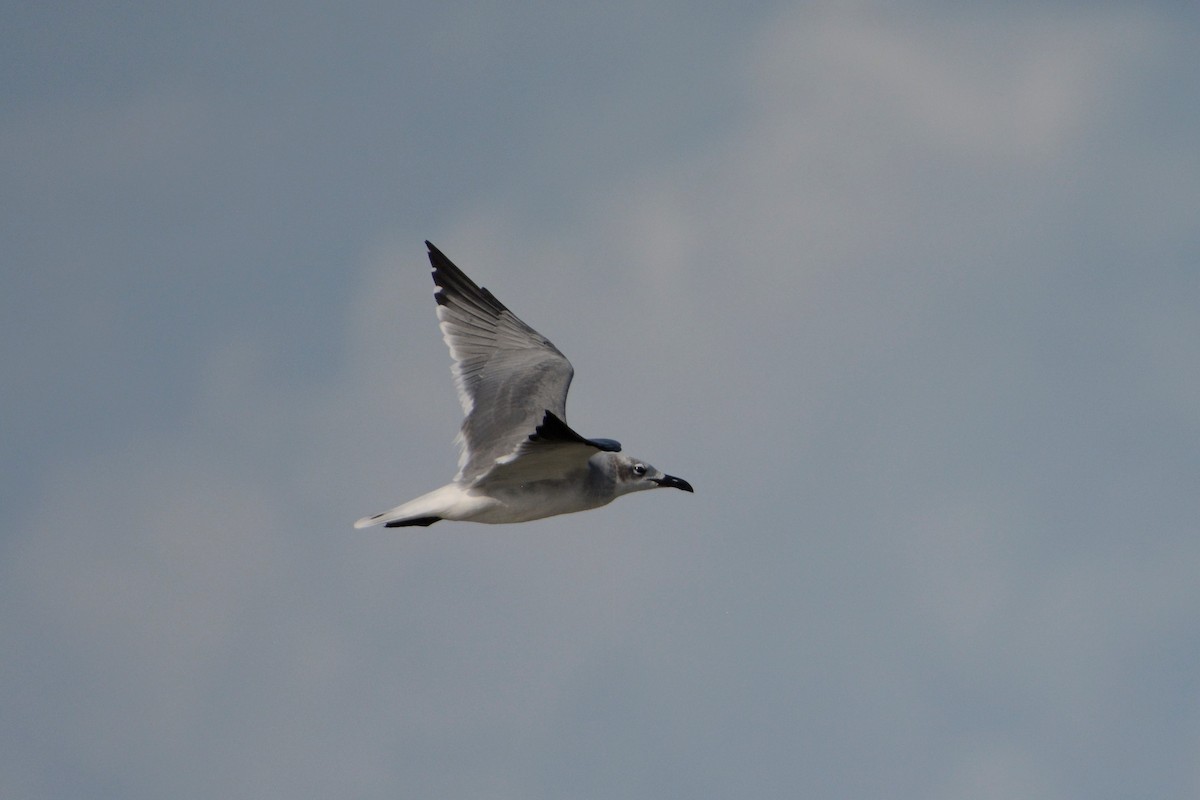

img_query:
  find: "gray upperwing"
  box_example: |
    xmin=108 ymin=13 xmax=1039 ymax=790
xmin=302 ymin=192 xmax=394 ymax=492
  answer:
xmin=427 ymin=241 xmax=576 ymax=483
xmin=479 ymin=411 xmax=617 ymax=490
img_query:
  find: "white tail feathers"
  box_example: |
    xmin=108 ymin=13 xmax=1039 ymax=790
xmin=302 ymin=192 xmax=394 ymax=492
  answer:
xmin=353 ymin=484 xmax=487 ymax=528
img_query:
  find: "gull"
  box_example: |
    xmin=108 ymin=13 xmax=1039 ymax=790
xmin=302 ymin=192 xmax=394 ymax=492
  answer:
xmin=355 ymin=241 xmax=693 ymax=528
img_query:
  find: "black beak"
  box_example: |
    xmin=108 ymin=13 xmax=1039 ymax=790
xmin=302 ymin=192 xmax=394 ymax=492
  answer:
xmin=652 ymin=474 xmax=694 ymax=493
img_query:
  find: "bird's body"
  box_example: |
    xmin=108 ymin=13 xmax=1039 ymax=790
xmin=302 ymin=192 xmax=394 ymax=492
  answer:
xmin=354 ymin=241 xmax=692 ymax=529
xmin=366 ymin=458 xmax=609 ymax=526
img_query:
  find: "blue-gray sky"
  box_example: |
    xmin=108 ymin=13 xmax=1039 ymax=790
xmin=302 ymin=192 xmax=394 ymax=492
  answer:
xmin=4 ymin=3 xmax=1199 ymax=798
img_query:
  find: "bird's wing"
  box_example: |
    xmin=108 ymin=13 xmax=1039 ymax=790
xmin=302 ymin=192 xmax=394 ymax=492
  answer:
xmin=480 ymin=411 xmax=621 ymax=489
xmin=427 ymin=241 xmax=577 ymax=484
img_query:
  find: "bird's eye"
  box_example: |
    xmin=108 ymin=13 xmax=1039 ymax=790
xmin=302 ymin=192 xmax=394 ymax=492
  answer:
xmin=633 ymin=464 xmax=647 ymax=477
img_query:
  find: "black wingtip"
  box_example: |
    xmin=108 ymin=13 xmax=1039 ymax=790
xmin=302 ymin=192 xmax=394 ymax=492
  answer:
xmin=426 ymin=240 xmax=447 ymax=265
xmin=426 ymin=243 xmax=510 ymax=316
xmin=385 ymin=516 xmax=442 ymax=528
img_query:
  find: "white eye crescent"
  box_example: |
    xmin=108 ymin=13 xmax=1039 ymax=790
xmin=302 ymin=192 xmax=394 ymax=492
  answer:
xmin=633 ymin=464 xmax=647 ymax=477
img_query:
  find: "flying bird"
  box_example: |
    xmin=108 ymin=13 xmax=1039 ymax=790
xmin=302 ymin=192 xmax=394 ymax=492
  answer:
xmin=354 ymin=241 xmax=693 ymax=528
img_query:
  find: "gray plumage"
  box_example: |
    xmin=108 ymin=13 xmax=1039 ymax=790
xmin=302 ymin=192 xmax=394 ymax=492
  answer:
xmin=354 ymin=241 xmax=692 ymax=529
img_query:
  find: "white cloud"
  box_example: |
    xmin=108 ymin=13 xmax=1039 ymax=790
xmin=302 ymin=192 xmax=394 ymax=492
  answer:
xmin=932 ymin=738 xmax=1064 ymax=800
xmin=746 ymin=6 xmax=1160 ymax=162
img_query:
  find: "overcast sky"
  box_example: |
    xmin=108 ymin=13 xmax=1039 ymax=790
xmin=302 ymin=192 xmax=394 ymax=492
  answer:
xmin=3 ymin=3 xmax=1199 ymax=798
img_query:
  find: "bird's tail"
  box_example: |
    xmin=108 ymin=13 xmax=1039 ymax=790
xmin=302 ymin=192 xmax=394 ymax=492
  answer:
xmin=353 ymin=484 xmax=472 ymax=529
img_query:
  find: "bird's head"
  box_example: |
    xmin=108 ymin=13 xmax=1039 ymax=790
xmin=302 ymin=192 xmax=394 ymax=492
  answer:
xmin=605 ymin=453 xmax=694 ymax=497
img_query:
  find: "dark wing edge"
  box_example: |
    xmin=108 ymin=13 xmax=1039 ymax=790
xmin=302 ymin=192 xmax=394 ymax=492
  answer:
xmin=530 ymin=410 xmax=621 ymax=453
xmin=427 ymin=240 xmax=512 ymax=319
